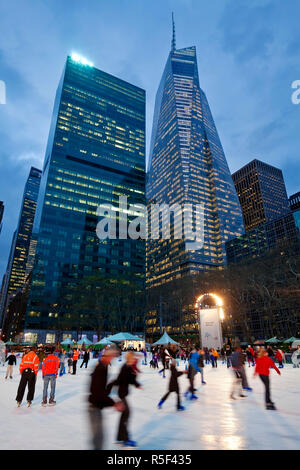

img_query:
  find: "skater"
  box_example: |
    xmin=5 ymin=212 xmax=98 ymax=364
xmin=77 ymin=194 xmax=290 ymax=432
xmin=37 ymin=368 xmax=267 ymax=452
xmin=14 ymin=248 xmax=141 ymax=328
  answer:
xmin=5 ymin=350 xmax=16 ymax=379
xmin=67 ymin=354 xmax=73 ymax=374
xmin=142 ymin=348 xmax=147 ymax=365
xmin=88 ymin=346 xmax=124 ymax=450
xmin=230 ymin=347 xmax=249 ymax=399
xmin=185 ymin=348 xmax=201 ymax=399
xmin=109 ymin=351 xmax=142 ymax=448
xmin=159 ymin=347 xmax=171 ymax=378
xmin=254 ymin=347 xmax=281 ymax=409
xmin=72 ymin=348 xmax=79 ymax=374
xmin=275 ymin=348 xmax=284 ymax=368
xmin=80 ymin=349 xmax=90 ymax=369
xmin=266 ymin=345 xmax=275 ymax=363
xmin=41 ymin=347 xmax=59 ymax=406
xmin=16 ymin=347 xmax=39 ymax=407
xmin=158 ymin=359 xmax=187 ymax=411
xmin=210 ymin=349 xmax=215 ymax=368
xmin=58 ymin=349 xmax=66 ymax=376
xmin=225 ymin=345 xmax=232 ymax=368
xmin=198 ymin=349 xmax=206 ymax=384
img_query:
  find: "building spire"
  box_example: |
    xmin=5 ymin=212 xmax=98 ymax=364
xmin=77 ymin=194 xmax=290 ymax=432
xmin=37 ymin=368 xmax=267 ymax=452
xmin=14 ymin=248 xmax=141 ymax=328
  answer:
xmin=171 ymin=12 xmax=176 ymax=51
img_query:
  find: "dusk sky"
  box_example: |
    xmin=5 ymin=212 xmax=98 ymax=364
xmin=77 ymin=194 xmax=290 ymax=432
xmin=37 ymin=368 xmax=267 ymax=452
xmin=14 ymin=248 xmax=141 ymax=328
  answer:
xmin=0 ymin=0 xmax=299 ymax=280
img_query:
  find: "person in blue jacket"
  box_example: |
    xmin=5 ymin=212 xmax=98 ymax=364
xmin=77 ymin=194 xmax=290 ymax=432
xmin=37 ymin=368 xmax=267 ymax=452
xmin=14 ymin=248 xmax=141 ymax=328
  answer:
xmin=185 ymin=348 xmax=201 ymax=400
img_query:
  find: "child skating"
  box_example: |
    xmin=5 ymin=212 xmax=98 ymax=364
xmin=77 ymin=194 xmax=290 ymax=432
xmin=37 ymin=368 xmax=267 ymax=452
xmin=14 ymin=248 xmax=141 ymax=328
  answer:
xmin=158 ymin=359 xmax=187 ymax=411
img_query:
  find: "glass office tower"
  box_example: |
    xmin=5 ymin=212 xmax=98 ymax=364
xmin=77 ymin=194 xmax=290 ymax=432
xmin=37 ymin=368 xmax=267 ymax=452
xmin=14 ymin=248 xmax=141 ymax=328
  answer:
xmin=25 ymin=56 xmax=145 ymax=343
xmin=0 ymin=168 xmax=41 ymax=328
xmin=232 ymin=159 xmax=291 ymax=232
xmin=146 ymin=35 xmax=244 ymax=289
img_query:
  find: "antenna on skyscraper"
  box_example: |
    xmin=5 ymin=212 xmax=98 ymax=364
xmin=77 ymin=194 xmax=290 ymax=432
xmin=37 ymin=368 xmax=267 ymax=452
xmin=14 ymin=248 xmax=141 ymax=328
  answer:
xmin=171 ymin=12 xmax=176 ymax=51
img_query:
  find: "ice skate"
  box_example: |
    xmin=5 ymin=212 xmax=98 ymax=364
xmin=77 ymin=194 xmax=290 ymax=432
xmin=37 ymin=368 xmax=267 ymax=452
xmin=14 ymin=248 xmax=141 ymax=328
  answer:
xmin=266 ymin=402 xmax=276 ymax=410
xmin=48 ymin=399 xmax=56 ymax=406
xmin=177 ymin=405 xmax=185 ymax=411
xmin=17 ymin=401 xmax=21 ymax=407
xmin=122 ymin=440 xmax=137 ymax=449
xmin=41 ymin=399 xmax=47 ymax=407
xmin=27 ymin=401 xmax=32 ymax=407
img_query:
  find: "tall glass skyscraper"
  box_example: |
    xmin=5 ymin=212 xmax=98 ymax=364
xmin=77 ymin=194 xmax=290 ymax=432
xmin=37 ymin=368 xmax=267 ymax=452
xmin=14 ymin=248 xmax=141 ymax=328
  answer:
xmin=25 ymin=55 xmax=145 ymax=343
xmin=146 ymin=26 xmax=244 ymax=289
xmin=0 ymin=167 xmax=41 ymax=329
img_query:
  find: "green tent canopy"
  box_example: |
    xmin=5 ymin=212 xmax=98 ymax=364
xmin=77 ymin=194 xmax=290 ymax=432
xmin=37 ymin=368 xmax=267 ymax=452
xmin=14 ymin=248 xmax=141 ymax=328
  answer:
xmin=284 ymin=337 xmax=299 ymax=344
xmin=106 ymin=332 xmax=144 ymax=342
xmin=5 ymin=340 xmax=17 ymax=346
xmin=265 ymin=337 xmax=280 ymax=344
xmin=152 ymin=332 xmax=180 ymax=346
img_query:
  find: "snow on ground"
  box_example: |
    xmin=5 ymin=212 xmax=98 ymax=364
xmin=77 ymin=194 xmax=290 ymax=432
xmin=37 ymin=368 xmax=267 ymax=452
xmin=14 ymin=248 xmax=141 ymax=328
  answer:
xmin=0 ymin=355 xmax=299 ymax=450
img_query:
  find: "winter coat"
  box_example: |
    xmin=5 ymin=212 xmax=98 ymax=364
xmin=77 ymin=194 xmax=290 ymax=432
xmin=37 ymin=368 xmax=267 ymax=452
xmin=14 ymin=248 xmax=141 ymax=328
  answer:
xmin=168 ymin=364 xmax=184 ymax=392
xmin=19 ymin=351 xmax=39 ymax=375
xmin=42 ymin=354 xmax=59 ymax=378
xmin=254 ymin=356 xmax=280 ymax=376
xmin=5 ymin=354 xmax=16 ymax=366
xmin=89 ymin=362 xmax=115 ymax=409
xmin=110 ymin=364 xmax=141 ymax=399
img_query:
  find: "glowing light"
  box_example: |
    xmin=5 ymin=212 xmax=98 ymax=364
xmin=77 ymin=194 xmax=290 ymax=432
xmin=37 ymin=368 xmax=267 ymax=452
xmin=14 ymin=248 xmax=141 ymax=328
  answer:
xmin=195 ymin=293 xmax=224 ymax=320
xmin=71 ymin=53 xmax=94 ymax=67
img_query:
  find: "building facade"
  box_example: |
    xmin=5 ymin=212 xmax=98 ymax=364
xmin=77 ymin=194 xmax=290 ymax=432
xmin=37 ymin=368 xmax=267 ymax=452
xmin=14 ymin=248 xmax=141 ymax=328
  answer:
xmin=232 ymin=159 xmax=291 ymax=232
xmin=24 ymin=55 xmax=145 ymax=344
xmin=289 ymin=192 xmax=300 ymax=231
xmin=146 ymin=34 xmax=244 ymax=291
xmin=0 ymin=168 xmax=41 ymax=334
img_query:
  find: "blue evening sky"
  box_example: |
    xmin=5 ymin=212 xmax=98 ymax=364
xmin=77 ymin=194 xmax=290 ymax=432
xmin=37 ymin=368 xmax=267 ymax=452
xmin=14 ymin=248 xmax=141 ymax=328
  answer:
xmin=0 ymin=0 xmax=299 ymax=280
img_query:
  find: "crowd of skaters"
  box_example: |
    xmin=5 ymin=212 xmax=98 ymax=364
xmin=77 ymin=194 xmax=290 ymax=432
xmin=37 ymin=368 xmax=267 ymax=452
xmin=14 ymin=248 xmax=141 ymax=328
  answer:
xmin=2 ymin=339 xmax=300 ymax=450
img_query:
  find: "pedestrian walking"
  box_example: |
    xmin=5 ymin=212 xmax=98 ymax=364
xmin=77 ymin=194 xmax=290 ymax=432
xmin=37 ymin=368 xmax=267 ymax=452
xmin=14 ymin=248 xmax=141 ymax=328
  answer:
xmin=5 ymin=351 xmax=16 ymax=379
xmin=16 ymin=347 xmax=39 ymax=407
xmin=41 ymin=347 xmax=59 ymax=406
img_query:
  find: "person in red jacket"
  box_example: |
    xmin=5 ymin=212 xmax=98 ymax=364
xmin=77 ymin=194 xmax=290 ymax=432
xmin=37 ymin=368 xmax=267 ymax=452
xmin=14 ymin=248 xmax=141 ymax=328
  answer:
xmin=72 ymin=348 xmax=79 ymax=375
xmin=41 ymin=347 xmax=59 ymax=406
xmin=275 ymin=348 xmax=284 ymax=368
xmin=16 ymin=347 xmax=39 ymax=407
xmin=254 ymin=347 xmax=280 ymax=410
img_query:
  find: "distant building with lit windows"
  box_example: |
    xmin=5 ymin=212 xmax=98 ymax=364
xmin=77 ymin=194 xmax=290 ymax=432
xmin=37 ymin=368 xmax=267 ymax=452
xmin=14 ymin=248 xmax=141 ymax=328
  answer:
xmin=24 ymin=55 xmax=145 ymax=344
xmin=289 ymin=192 xmax=300 ymax=231
xmin=232 ymin=159 xmax=291 ymax=232
xmin=0 ymin=168 xmax=41 ymax=332
xmin=146 ymin=23 xmax=244 ymax=290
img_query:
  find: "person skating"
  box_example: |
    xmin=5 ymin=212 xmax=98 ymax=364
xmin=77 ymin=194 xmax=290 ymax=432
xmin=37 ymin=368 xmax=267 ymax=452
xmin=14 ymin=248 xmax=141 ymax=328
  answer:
xmin=16 ymin=347 xmax=39 ymax=407
xmin=41 ymin=347 xmax=59 ymax=406
xmin=80 ymin=349 xmax=90 ymax=369
xmin=58 ymin=349 xmax=66 ymax=376
xmin=275 ymin=348 xmax=284 ymax=368
xmin=158 ymin=359 xmax=187 ymax=411
xmin=5 ymin=351 xmax=16 ymax=379
xmin=88 ymin=346 xmax=124 ymax=450
xmin=158 ymin=347 xmax=171 ymax=378
xmin=230 ymin=347 xmax=248 ymax=399
xmin=225 ymin=345 xmax=232 ymax=368
xmin=185 ymin=348 xmax=201 ymax=399
xmin=72 ymin=348 xmax=79 ymax=374
xmin=109 ymin=351 xmax=142 ymax=449
xmin=198 ymin=349 xmax=206 ymax=384
xmin=254 ymin=347 xmax=281 ymax=410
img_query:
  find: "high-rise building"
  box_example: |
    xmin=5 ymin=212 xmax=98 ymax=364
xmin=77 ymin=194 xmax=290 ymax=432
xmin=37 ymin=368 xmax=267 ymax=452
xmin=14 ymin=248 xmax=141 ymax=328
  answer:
xmin=232 ymin=159 xmax=290 ymax=232
xmin=289 ymin=192 xmax=300 ymax=231
xmin=25 ymin=55 xmax=145 ymax=344
xmin=0 ymin=201 xmax=4 ymax=233
xmin=146 ymin=21 xmax=244 ymax=289
xmin=0 ymin=168 xmax=41 ymax=330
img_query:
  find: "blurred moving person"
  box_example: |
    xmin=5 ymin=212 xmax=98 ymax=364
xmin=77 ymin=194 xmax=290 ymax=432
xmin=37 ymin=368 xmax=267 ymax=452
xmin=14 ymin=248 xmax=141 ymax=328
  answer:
xmin=16 ymin=347 xmax=39 ymax=407
xmin=109 ymin=351 xmax=142 ymax=449
xmin=230 ymin=347 xmax=247 ymax=400
xmin=254 ymin=347 xmax=281 ymax=410
xmin=158 ymin=359 xmax=187 ymax=411
xmin=185 ymin=348 xmax=201 ymax=400
xmin=88 ymin=346 xmax=123 ymax=450
xmin=80 ymin=349 xmax=90 ymax=369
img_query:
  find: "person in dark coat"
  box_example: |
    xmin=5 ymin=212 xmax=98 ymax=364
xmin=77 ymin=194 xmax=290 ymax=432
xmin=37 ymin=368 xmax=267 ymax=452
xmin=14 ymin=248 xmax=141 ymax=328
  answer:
xmin=5 ymin=351 xmax=17 ymax=379
xmin=158 ymin=359 xmax=187 ymax=410
xmin=109 ymin=351 xmax=141 ymax=448
xmin=80 ymin=349 xmax=90 ymax=368
xmin=88 ymin=346 xmax=123 ymax=450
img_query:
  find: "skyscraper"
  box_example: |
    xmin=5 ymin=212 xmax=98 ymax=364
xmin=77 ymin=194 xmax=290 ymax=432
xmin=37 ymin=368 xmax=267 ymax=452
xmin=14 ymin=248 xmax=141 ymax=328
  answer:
xmin=289 ymin=192 xmax=300 ymax=231
xmin=25 ymin=55 xmax=145 ymax=344
xmin=232 ymin=159 xmax=291 ymax=232
xmin=0 ymin=201 xmax=3 ymax=233
xmin=146 ymin=20 xmax=244 ymax=289
xmin=0 ymin=168 xmax=41 ymax=330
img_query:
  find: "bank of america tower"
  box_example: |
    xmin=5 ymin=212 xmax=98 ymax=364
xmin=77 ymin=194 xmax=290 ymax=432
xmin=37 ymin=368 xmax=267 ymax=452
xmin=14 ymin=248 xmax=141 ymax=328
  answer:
xmin=146 ymin=19 xmax=244 ymax=288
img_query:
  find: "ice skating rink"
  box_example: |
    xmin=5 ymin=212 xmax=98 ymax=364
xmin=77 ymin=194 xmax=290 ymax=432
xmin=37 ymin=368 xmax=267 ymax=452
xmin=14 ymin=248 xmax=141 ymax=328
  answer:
xmin=0 ymin=355 xmax=299 ymax=450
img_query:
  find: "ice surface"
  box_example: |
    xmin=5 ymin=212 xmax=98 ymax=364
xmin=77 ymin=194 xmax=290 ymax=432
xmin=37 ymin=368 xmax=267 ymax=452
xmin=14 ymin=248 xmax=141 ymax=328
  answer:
xmin=0 ymin=355 xmax=299 ymax=450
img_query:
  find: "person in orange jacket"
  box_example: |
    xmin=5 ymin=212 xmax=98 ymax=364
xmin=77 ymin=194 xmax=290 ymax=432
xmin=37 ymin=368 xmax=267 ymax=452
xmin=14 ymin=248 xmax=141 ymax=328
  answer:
xmin=16 ymin=347 xmax=39 ymax=407
xmin=41 ymin=347 xmax=59 ymax=406
xmin=72 ymin=348 xmax=79 ymax=375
